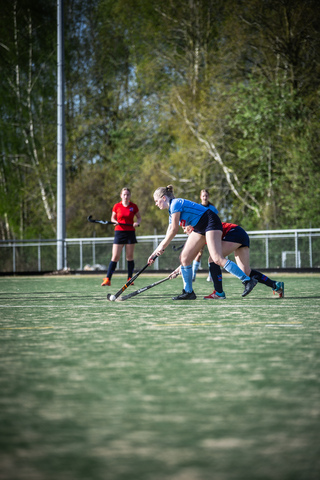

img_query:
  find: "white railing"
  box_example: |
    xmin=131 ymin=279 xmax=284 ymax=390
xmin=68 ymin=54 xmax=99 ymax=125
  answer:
xmin=0 ymin=229 xmax=319 ymax=273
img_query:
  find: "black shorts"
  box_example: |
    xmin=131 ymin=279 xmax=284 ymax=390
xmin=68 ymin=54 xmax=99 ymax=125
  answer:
xmin=223 ymin=226 xmax=250 ymax=248
xmin=113 ymin=230 xmax=137 ymax=245
xmin=193 ymin=210 xmax=223 ymax=236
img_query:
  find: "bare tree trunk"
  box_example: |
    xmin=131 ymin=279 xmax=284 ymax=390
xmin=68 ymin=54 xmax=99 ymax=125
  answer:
xmin=26 ymin=10 xmax=55 ymax=223
xmin=8 ymin=3 xmax=56 ymax=235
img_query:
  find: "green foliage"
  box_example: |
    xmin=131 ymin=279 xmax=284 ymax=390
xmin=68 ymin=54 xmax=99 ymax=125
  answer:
xmin=0 ymin=0 xmax=57 ymax=239
xmin=1 ymin=0 xmax=319 ymax=240
xmin=227 ymin=76 xmax=320 ymax=228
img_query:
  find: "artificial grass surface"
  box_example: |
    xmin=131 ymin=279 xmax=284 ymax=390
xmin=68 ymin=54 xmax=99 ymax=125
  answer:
xmin=0 ymin=273 xmax=319 ymax=480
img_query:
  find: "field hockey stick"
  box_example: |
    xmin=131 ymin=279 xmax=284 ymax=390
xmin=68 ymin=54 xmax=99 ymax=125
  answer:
xmin=172 ymin=243 xmax=185 ymax=251
xmin=107 ymin=255 xmax=158 ymax=302
xmin=117 ymin=271 xmax=180 ymax=302
xmin=87 ymin=215 xmax=139 ymax=227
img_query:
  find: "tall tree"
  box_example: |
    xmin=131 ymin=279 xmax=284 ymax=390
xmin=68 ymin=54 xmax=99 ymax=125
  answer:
xmin=0 ymin=0 xmax=56 ymax=239
xmin=1 ymin=0 xmax=319 ymax=241
xmin=223 ymin=0 xmax=320 ymax=227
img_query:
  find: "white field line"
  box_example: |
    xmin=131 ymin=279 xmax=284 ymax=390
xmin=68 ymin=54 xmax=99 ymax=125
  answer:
xmin=0 ymin=326 xmax=54 ymax=330
xmin=265 ymin=324 xmax=303 ymax=327
xmin=0 ymin=320 xmax=303 ymax=328
xmin=0 ymin=303 xmax=314 ymax=309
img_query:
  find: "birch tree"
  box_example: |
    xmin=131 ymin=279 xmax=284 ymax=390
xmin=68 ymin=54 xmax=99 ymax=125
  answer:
xmin=0 ymin=0 xmax=56 ymax=239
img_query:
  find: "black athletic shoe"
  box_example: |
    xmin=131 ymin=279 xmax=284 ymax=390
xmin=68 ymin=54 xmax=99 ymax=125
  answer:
xmin=242 ymin=277 xmax=258 ymax=297
xmin=172 ymin=289 xmax=197 ymax=300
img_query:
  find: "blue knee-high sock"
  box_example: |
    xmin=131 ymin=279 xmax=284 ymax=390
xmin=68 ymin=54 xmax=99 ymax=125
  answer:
xmin=223 ymin=259 xmax=250 ymax=282
xmin=107 ymin=261 xmax=117 ymax=279
xmin=181 ymin=265 xmax=193 ymax=293
xmin=192 ymin=260 xmax=201 ymax=280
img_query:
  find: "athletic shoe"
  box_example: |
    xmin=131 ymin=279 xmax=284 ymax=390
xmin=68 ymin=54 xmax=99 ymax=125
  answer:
xmin=206 ymin=275 xmax=212 ymax=282
xmin=273 ymin=281 xmax=284 ymax=298
xmin=101 ymin=277 xmax=111 ymax=286
xmin=127 ymin=277 xmax=134 ymax=286
xmin=242 ymin=276 xmax=258 ymax=297
xmin=172 ymin=289 xmax=197 ymax=300
xmin=203 ymin=290 xmax=226 ymax=300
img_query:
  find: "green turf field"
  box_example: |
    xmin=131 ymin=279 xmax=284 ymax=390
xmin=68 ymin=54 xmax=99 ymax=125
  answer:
xmin=0 ymin=273 xmax=319 ymax=480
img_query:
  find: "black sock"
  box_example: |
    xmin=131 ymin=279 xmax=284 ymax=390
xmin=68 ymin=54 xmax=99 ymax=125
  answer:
xmin=107 ymin=261 xmax=117 ymax=279
xmin=250 ymin=269 xmax=276 ymax=289
xmin=209 ymin=262 xmax=223 ymax=293
xmin=128 ymin=260 xmax=134 ymax=278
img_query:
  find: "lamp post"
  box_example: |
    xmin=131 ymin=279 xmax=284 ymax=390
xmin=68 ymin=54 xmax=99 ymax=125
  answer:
xmin=56 ymin=0 xmax=66 ymax=270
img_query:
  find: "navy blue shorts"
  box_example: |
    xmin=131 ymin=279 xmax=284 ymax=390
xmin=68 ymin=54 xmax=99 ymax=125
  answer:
xmin=113 ymin=231 xmax=137 ymax=245
xmin=223 ymin=226 xmax=250 ymax=248
xmin=193 ymin=210 xmax=223 ymax=235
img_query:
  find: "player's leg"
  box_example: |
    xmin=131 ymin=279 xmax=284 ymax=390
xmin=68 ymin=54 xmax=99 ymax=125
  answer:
xmin=125 ymin=243 xmax=135 ymax=281
xmin=233 ymin=246 xmax=251 ymax=276
xmin=234 ymin=247 xmax=284 ymax=297
xmin=102 ymin=244 xmax=124 ymax=286
xmin=180 ymin=232 xmax=206 ymax=266
xmin=205 ymin=241 xmax=241 ymax=299
xmin=249 ymin=269 xmax=284 ymax=297
xmin=204 ymin=257 xmax=225 ymax=299
xmin=173 ymin=232 xmax=205 ymax=299
xmin=206 ymin=232 xmax=256 ymax=296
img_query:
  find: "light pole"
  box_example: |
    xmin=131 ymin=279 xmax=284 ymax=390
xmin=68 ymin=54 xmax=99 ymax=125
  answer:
xmin=56 ymin=0 xmax=66 ymax=270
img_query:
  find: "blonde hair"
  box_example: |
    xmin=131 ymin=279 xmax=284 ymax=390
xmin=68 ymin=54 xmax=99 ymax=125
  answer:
xmin=121 ymin=187 xmax=131 ymax=194
xmin=154 ymin=185 xmax=175 ymax=200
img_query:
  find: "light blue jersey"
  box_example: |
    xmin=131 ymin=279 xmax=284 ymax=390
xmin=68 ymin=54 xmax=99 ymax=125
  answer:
xmin=169 ymin=198 xmax=215 ymax=227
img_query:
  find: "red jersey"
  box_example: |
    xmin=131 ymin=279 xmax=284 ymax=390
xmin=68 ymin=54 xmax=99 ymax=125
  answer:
xmin=222 ymin=222 xmax=238 ymax=238
xmin=112 ymin=201 xmax=139 ymax=231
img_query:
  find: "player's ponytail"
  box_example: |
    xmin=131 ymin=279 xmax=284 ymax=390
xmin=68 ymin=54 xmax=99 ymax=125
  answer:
xmin=154 ymin=185 xmax=175 ymax=200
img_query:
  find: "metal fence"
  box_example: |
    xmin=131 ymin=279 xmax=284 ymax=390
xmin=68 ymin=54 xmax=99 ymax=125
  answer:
xmin=0 ymin=229 xmax=320 ymax=274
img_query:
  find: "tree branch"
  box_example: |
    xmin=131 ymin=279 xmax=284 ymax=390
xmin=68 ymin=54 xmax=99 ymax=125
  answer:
xmin=174 ymin=93 xmax=261 ymax=217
